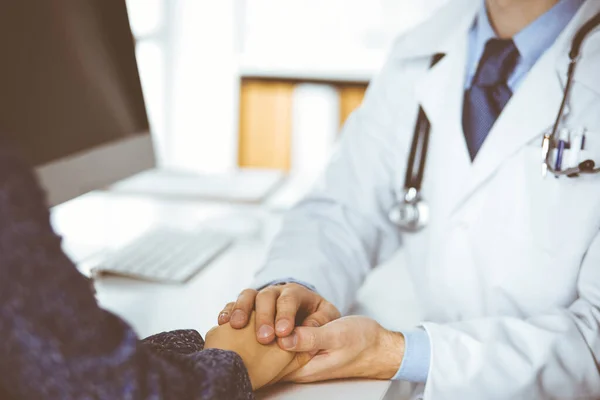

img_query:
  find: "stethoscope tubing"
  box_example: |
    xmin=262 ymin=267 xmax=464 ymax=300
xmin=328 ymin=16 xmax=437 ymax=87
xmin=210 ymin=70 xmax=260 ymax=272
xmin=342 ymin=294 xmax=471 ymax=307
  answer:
xmin=391 ymin=12 xmax=600 ymax=230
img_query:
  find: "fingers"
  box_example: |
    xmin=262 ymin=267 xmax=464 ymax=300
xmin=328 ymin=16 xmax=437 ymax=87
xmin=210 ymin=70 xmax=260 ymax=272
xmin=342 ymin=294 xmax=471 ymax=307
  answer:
xmin=218 ymin=302 xmax=235 ymax=325
xmin=274 ymin=290 xmax=302 ymax=337
xmin=274 ymin=284 xmax=327 ymax=337
xmin=224 ymin=284 xmax=335 ymax=342
xmin=301 ymin=301 xmax=341 ymax=328
xmin=300 ymin=302 xmax=341 ymax=355
xmin=278 ymin=326 xmax=336 ymax=352
xmin=229 ymin=289 xmax=258 ymax=329
xmin=254 ymin=288 xmax=279 ymax=344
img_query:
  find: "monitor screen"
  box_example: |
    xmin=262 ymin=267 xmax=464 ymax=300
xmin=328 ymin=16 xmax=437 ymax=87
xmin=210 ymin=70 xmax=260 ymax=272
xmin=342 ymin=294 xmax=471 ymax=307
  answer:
xmin=0 ymin=0 xmax=154 ymax=205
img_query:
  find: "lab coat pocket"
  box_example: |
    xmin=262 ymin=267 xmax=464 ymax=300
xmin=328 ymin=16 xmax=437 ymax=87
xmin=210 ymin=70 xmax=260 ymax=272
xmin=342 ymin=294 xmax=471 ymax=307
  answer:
xmin=519 ymin=142 xmax=600 ymax=256
xmin=472 ymin=144 xmax=598 ymax=312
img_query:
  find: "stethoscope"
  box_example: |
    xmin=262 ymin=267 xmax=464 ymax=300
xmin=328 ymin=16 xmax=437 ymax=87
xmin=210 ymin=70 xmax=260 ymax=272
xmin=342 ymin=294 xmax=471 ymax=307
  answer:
xmin=389 ymin=12 xmax=600 ymax=232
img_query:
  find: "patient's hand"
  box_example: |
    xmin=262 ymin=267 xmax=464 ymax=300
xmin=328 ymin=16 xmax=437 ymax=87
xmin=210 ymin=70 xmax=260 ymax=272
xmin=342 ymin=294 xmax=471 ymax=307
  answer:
xmin=205 ymin=313 xmax=310 ymax=390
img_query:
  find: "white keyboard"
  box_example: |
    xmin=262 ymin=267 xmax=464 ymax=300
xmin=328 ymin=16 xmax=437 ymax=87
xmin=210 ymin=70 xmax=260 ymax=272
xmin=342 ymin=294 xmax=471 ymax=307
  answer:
xmin=93 ymin=228 xmax=233 ymax=283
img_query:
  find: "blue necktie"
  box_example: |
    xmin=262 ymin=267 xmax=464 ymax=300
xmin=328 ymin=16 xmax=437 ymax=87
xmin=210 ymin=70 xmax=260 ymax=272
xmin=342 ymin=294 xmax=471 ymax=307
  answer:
xmin=463 ymin=39 xmax=519 ymax=160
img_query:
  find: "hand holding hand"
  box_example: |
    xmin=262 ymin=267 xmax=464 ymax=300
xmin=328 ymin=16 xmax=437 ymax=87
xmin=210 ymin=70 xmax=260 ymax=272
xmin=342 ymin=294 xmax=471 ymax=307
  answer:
xmin=204 ymin=312 xmax=311 ymax=390
xmin=218 ymin=283 xmax=341 ymax=345
xmin=276 ymin=316 xmax=404 ymax=383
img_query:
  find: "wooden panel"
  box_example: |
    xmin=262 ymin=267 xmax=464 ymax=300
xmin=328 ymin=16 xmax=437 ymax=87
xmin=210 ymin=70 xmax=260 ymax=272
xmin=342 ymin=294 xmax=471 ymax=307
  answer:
xmin=238 ymin=79 xmax=295 ymax=171
xmin=338 ymin=85 xmax=367 ymax=127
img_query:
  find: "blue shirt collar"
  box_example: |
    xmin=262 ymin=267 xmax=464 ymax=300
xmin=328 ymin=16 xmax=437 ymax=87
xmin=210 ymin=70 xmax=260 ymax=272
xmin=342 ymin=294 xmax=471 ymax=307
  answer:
xmin=512 ymin=0 xmax=586 ymax=67
xmin=469 ymin=0 xmax=585 ymax=84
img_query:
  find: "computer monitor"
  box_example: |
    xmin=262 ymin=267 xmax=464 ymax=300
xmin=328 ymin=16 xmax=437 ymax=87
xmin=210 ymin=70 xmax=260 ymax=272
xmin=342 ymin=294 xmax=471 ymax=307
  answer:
xmin=0 ymin=0 xmax=155 ymax=206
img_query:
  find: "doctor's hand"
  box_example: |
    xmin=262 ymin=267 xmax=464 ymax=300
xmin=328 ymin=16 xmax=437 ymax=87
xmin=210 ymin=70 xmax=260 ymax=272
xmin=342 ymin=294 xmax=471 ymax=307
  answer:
xmin=205 ymin=312 xmax=312 ymax=390
xmin=218 ymin=283 xmax=341 ymax=345
xmin=276 ymin=316 xmax=404 ymax=383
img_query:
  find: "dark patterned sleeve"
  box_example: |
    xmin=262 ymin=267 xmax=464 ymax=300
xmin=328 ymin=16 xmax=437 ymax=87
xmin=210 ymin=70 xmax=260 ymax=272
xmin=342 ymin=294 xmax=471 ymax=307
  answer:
xmin=0 ymin=144 xmax=253 ymax=400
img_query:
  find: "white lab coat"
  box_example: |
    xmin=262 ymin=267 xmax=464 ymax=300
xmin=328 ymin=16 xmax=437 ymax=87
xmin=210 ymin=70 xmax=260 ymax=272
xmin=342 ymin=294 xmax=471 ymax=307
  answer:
xmin=253 ymin=0 xmax=600 ymax=398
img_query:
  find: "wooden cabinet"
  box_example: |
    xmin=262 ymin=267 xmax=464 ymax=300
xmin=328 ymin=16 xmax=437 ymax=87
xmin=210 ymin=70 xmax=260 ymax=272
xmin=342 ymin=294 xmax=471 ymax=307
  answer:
xmin=338 ymin=84 xmax=367 ymax=127
xmin=238 ymin=78 xmax=368 ymax=171
xmin=238 ymin=79 xmax=295 ymax=171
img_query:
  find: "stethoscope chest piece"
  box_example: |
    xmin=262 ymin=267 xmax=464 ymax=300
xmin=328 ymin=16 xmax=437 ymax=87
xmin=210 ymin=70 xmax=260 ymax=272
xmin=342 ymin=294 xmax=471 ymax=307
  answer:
xmin=388 ymin=54 xmax=443 ymax=232
xmin=389 ymin=188 xmax=429 ymax=232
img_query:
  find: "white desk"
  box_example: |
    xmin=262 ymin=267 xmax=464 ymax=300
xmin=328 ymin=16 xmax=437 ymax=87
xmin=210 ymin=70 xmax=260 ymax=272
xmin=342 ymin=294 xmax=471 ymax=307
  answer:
xmin=52 ymin=191 xmax=278 ymax=337
xmin=52 ymin=191 xmax=421 ymax=400
xmin=258 ymin=379 xmax=418 ymax=400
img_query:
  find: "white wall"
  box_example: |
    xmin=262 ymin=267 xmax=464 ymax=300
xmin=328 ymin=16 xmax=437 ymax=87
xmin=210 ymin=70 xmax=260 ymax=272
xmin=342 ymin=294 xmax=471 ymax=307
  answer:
xmin=128 ymin=0 xmax=450 ymax=174
xmin=126 ymin=0 xmax=169 ymax=165
xmin=379 ymin=0 xmax=450 ymax=36
xmin=167 ymin=0 xmax=240 ymax=173
xmin=242 ymin=0 xmax=450 ymax=55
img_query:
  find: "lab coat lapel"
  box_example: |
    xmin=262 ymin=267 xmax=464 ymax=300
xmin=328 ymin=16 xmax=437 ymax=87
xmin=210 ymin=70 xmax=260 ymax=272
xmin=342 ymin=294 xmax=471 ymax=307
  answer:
xmin=450 ymin=2 xmax=600 ymax=216
xmin=415 ymin=35 xmax=473 ymax=211
xmin=454 ymin=48 xmax=566 ymax=211
xmin=412 ymin=7 xmax=477 ymax=214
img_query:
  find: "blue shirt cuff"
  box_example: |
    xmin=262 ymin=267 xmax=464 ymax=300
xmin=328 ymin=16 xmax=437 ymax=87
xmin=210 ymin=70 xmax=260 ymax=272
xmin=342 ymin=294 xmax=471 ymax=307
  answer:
xmin=255 ymin=278 xmax=317 ymax=293
xmin=392 ymin=329 xmax=431 ymax=382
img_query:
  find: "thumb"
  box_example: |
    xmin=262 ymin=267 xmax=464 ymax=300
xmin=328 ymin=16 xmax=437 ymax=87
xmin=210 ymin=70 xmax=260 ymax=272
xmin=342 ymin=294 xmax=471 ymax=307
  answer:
xmin=278 ymin=325 xmax=336 ymax=352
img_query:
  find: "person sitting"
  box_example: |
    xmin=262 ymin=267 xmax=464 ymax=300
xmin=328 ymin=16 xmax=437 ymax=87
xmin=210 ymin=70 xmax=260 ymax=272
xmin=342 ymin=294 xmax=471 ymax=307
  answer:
xmin=0 ymin=141 xmax=306 ymax=400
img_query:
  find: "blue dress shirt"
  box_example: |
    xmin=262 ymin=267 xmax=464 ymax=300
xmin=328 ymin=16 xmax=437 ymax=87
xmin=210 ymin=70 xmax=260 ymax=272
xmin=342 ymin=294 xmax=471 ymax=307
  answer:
xmin=261 ymin=0 xmax=584 ymax=385
xmin=466 ymin=0 xmax=585 ymax=91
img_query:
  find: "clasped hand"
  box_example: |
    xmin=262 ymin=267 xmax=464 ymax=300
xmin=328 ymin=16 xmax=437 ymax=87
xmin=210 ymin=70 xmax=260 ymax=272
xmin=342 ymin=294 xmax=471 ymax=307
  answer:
xmin=206 ymin=284 xmax=404 ymax=390
xmin=205 ymin=313 xmax=311 ymax=390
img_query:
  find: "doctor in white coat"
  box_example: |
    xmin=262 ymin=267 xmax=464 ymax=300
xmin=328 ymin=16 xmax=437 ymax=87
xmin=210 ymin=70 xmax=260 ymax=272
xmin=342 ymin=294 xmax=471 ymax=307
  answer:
xmin=218 ymin=0 xmax=600 ymax=398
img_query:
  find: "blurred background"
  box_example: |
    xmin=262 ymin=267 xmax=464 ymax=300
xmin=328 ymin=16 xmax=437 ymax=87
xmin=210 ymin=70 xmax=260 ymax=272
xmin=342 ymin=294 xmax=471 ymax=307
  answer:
xmin=2 ymin=0 xmax=451 ymax=339
xmin=127 ymin=0 xmax=448 ymax=204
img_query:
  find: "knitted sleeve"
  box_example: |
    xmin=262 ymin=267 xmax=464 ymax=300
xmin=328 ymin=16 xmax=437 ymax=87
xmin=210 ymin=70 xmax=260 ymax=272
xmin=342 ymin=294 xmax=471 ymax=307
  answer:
xmin=0 ymin=144 xmax=253 ymax=400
